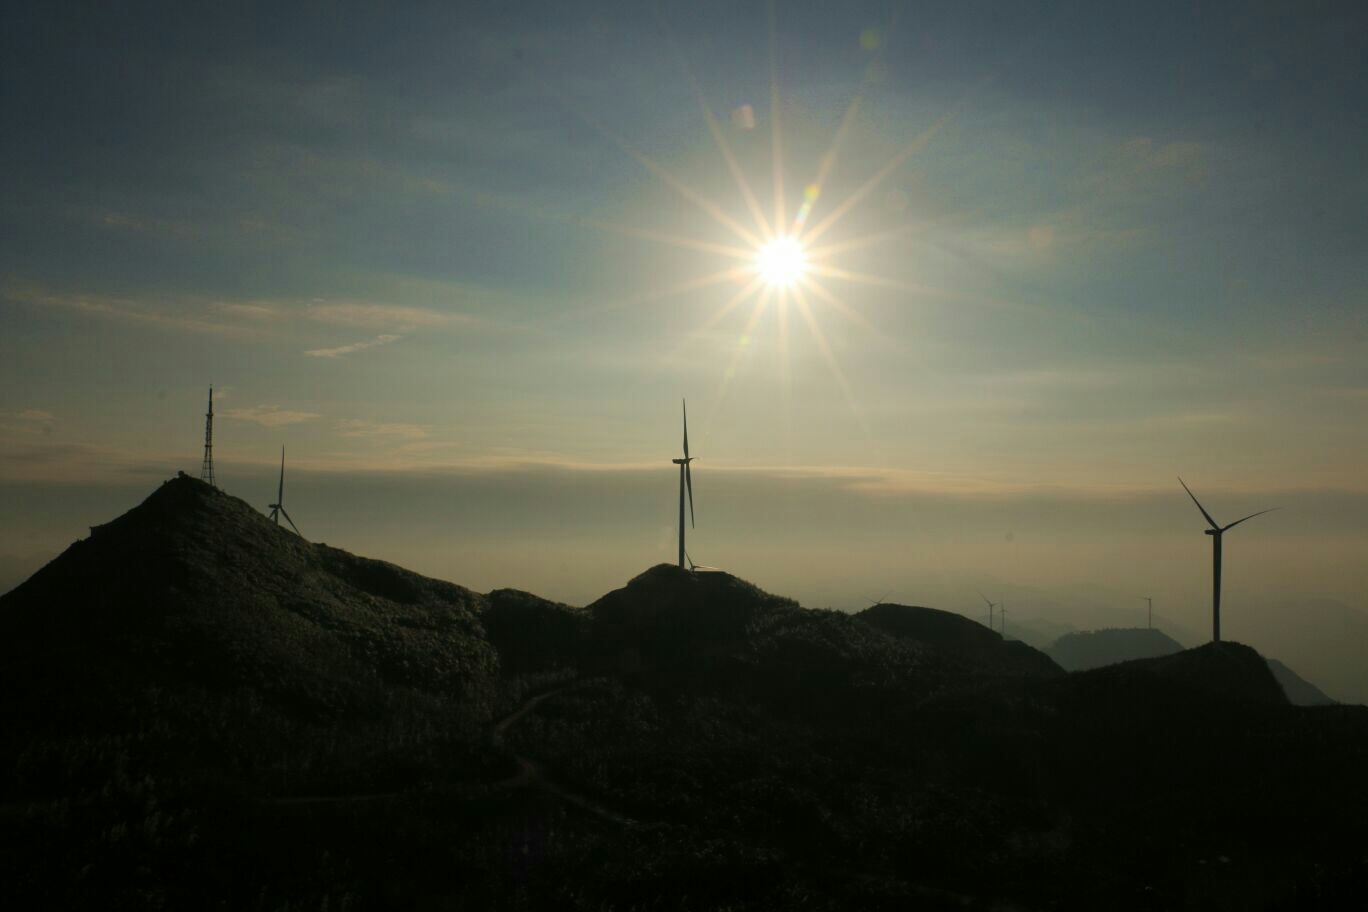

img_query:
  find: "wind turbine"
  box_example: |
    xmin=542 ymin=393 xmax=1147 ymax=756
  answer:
xmin=268 ymin=446 xmax=303 ymax=538
xmin=686 ymin=551 xmax=720 ymax=573
xmin=1178 ymin=477 xmax=1276 ymax=643
xmin=979 ymin=592 xmax=998 ymax=632
xmin=671 ymin=400 xmax=695 ymax=570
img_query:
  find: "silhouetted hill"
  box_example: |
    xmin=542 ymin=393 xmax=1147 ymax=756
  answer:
xmin=0 ymin=473 xmax=512 ymax=810
xmin=1046 ymin=626 xmax=1183 ymax=671
xmin=2 ymin=473 xmax=498 ymax=714
xmin=1267 ymin=657 xmax=1337 ymax=706
xmin=4 ymin=480 xmax=1368 ymax=910
xmin=858 ymin=602 xmax=1062 ymax=677
xmin=481 ymin=587 xmax=587 ymax=674
xmin=1059 ymin=640 xmax=1288 ymax=706
xmin=1046 ymin=627 xmax=1336 ymax=707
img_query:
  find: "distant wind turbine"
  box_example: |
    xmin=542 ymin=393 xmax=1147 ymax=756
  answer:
xmin=671 ymin=400 xmax=696 ymax=570
xmin=1178 ymin=477 xmax=1277 ymax=643
xmin=268 ymin=446 xmax=303 ymax=538
xmin=979 ymin=592 xmax=998 ymax=632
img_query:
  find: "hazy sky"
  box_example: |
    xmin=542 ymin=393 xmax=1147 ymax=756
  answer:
xmin=2 ymin=2 xmax=1366 ymax=695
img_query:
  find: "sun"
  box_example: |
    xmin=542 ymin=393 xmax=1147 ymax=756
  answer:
xmin=754 ymin=236 xmax=808 ymax=288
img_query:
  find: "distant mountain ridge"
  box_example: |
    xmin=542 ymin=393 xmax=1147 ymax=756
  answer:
xmin=1046 ymin=626 xmax=1336 ymax=706
xmin=1047 ymin=627 xmax=1184 ymax=671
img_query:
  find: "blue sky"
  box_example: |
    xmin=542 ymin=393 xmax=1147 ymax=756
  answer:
xmin=2 ymin=1 xmax=1366 ymax=695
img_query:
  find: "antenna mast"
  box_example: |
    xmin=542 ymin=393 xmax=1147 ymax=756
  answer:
xmin=200 ymin=387 xmax=216 ymax=487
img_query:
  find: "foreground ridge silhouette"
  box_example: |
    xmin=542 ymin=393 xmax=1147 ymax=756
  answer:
xmin=1 ymin=475 xmax=1365 ymax=911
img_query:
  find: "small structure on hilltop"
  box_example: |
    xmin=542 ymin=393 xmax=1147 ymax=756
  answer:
xmin=200 ymin=387 xmax=216 ymax=488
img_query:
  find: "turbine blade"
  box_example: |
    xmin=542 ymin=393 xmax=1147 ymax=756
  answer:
xmin=278 ymin=446 xmax=285 ymax=504
xmin=978 ymin=591 xmax=993 ymax=608
xmin=686 ymin=462 xmax=695 ymax=528
xmin=1178 ymin=477 xmax=1220 ymax=529
xmin=682 ymin=398 xmax=689 ymax=459
xmin=281 ymin=508 xmax=302 ymax=538
xmin=1222 ymin=507 xmax=1279 ymax=532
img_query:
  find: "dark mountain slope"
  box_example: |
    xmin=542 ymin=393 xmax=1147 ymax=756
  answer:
xmin=480 ymin=587 xmax=587 ymax=674
xmin=1047 ymin=627 xmax=1336 ymax=707
xmin=0 ymin=474 xmax=510 ymax=808
xmin=5 ymin=482 xmax=1368 ymax=910
xmin=1267 ymin=657 xmax=1337 ymax=706
xmin=859 ymin=602 xmax=1062 ymax=677
xmin=1046 ymin=626 xmax=1184 ymax=671
xmin=2 ymin=473 xmax=498 ymax=716
xmin=1057 ymin=640 xmax=1287 ymax=706
xmin=583 ymin=564 xmax=932 ymax=713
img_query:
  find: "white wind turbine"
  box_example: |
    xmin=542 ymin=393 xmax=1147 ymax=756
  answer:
xmin=268 ymin=446 xmax=303 ymax=538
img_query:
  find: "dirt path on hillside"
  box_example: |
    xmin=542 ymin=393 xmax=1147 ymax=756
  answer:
xmin=270 ymin=682 xmax=637 ymax=826
xmin=491 ymin=683 xmax=639 ymax=827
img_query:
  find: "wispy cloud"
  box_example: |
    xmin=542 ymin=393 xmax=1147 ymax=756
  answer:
xmin=0 ymin=410 xmax=58 ymax=437
xmin=334 ymin=419 xmax=430 ymax=440
xmin=221 ymin=405 xmax=321 ymax=427
xmin=2 ymin=280 xmax=265 ymax=339
xmin=304 ymin=334 xmax=401 ymax=358
xmin=305 ymin=301 xmax=473 ymax=331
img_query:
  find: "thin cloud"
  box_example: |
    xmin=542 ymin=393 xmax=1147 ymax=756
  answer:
xmin=334 ymin=419 xmax=430 ymax=440
xmin=0 ymin=410 xmax=58 ymax=437
xmin=2 ymin=281 xmax=265 ymax=339
xmin=221 ymin=405 xmax=321 ymax=427
xmin=304 ymin=334 xmax=401 ymax=358
xmin=305 ymin=301 xmax=472 ymax=331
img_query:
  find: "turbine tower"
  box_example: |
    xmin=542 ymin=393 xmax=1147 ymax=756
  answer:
xmin=200 ymin=387 xmax=215 ymax=488
xmin=1142 ymin=596 xmax=1153 ymax=629
xmin=1178 ymin=477 xmax=1277 ymax=643
xmin=979 ymin=593 xmax=998 ymax=632
xmin=268 ymin=446 xmax=303 ymax=537
xmin=671 ymin=400 xmax=696 ymax=570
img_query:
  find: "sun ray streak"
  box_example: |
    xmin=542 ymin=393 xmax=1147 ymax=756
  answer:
xmin=654 ymin=10 xmax=775 ymax=240
xmin=798 ymin=108 xmax=960 ymax=248
xmin=805 ymin=223 xmax=931 ymax=260
xmin=537 ymin=77 xmax=763 ymax=248
xmin=550 ymin=268 xmax=747 ymax=324
xmin=809 ymin=263 xmax=1025 ymax=313
xmin=788 ymin=8 xmax=898 ymax=236
xmin=576 ymin=218 xmax=754 ymax=260
xmin=691 ymin=277 xmax=765 ymax=339
xmin=808 ymin=264 xmax=952 ymax=298
xmin=718 ymin=287 xmax=772 ymax=400
xmin=768 ymin=1 xmax=787 ymax=233
xmin=791 ymin=286 xmax=878 ymax=454
xmin=798 ymin=275 xmax=882 ymax=337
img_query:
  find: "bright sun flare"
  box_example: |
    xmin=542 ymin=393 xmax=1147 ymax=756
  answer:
xmin=754 ymin=236 xmax=808 ymax=287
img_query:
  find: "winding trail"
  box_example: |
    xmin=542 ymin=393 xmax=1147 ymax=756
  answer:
xmin=269 ymin=681 xmax=636 ymax=827
xmin=491 ymin=682 xmax=639 ymax=827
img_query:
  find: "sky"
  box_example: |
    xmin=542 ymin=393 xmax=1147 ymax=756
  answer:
xmin=3 ymin=2 xmax=1367 ymax=698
